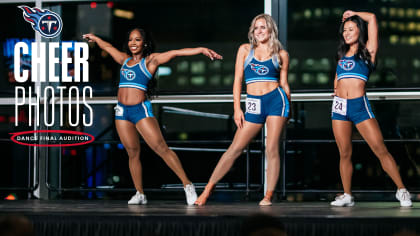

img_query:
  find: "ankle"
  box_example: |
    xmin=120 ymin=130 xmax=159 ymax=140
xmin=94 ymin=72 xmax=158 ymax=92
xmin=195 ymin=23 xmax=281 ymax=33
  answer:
xmin=264 ymin=190 xmax=274 ymax=200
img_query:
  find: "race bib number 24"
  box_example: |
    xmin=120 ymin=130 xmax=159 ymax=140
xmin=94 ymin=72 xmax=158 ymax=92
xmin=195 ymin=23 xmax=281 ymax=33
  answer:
xmin=332 ymin=96 xmax=347 ymax=116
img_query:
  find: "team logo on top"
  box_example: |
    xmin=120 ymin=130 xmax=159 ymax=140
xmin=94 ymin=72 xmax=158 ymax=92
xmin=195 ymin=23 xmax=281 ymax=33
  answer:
xmin=122 ymin=69 xmax=136 ymax=80
xmin=339 ymin=59 xmax=355 ymax=71
xmin=18 ymin=6 xmax=63 ymax=38
xmin=250 ymin=63 xmax=269 ymax=75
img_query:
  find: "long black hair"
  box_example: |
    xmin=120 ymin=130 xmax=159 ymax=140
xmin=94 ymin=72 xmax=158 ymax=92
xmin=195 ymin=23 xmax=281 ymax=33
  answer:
xmin=126 ymin=28 xmax=157 ymax=99
xmin=337 ymin=15 xmax=375 ymax=71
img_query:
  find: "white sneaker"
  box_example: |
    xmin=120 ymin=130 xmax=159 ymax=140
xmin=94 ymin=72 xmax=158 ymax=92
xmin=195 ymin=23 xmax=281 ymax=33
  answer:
xmin=396 ymin=188 xmax=412 ymax=207
xmin=184 ymin=184 xmax=197 ymax=205
xmin=128 ymin=191 xmax=147 ymax=205
xmin=330 ymin=193 xmax=354 ymax=207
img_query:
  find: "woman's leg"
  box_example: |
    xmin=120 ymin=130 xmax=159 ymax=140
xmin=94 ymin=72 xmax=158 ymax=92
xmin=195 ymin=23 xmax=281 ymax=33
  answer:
xmin=195 ymin=121 xmax=264 ymax=205
xmin=259 ymin=116 xmax=287 ymax=205
xmin=332 ymin=120 xmax=354 ymax=194
xmin=135 ymin=117 xmax=191 ymax=185
xmin=115 ymin=120 xmax=144 ymax=193
xmin=355 ymin=119 xmax=405 ymax=189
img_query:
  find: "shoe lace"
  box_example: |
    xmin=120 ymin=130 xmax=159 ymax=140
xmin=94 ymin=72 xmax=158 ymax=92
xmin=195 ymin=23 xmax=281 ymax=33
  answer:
xmin=400 ymin=191 xmax=411 ymax=201
xmin=335 ymin=194 xmax=346 ymax=201
xmin=185 ymin=185 xmax=194 ymax=194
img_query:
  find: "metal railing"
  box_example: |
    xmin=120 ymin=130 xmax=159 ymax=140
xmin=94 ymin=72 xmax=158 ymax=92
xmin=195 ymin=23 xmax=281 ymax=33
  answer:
xmin=2 ymin=91 xmax=420 ymax=197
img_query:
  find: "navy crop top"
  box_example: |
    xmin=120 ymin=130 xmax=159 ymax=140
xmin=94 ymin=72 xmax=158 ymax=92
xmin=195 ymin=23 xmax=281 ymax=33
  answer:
xmin=119 ymin=57 xmax=152 ymax=91
xmin=243 ymin=48 xmax=280 ymax=84
xmin=336 ymin=55 xmax=371 ymax=82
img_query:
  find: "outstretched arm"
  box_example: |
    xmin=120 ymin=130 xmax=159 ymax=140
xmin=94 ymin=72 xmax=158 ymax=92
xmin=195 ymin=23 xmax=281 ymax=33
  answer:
xmin=278 ymin=50 xmax=290 ymax=101
xmin=83 ymin=33 xmax=129 ymax=65
xmin=342 ymin=10 xmax=378 ymax=62
xmin=147 ymin=47 xmax=222 ymax=73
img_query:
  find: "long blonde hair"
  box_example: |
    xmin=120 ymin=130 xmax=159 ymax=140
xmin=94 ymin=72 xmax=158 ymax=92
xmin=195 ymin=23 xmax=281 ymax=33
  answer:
xmin=248 ymin=14 xmax=283 ymax=56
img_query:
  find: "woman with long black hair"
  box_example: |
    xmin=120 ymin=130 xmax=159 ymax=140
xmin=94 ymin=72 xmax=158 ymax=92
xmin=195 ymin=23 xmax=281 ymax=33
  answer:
xmin=83 ymin=28 xmax=222 ymax=205
xmin=330 ymin=11 xmax=411 ymax=207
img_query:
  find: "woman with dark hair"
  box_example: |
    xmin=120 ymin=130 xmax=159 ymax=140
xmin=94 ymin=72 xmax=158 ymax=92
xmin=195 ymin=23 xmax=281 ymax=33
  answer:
xmin=195 ymin=14 xmax=290 ymax=206
xmin=83 ymin=28 xmax=222 ymax=205
xmin=330 ymin=11 xmax=412 ymax=207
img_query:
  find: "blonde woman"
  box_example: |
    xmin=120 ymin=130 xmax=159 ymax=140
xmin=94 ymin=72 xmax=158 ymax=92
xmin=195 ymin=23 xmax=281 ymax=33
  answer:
xmin=195 ymin=14 xmax=290 ymax=206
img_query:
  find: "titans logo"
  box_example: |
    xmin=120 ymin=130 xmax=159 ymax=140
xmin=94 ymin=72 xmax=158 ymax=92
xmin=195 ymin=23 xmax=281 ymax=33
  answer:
xmin=339 ymin=59 xmax=355 ymax=71
xmin=250 ymin=63 xmax=269 ymax=75
xmin=18 ymin=6 xmax=63 ymax=38
xmin=121 ymin=69 xmax=136 ymax=81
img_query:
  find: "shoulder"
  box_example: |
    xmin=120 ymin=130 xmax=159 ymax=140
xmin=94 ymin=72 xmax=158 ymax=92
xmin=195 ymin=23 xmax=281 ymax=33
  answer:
xmin=278 ymin=49 xmax=289 ymax=59
xmin=238 ymin=43 xmax=251 ymax=54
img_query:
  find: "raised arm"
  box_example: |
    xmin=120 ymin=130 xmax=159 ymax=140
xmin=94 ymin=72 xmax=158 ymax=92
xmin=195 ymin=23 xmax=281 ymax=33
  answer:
xmin=278 ymin=50 xmax=290 ymax=101
xmin=146 ymin=47 xmax=222 ymax=74
xmin=232 ymin=44 xmax=249 ymax=129
xmin=342 ymin=11 xmax=378 ymax=62
xmin=83 ymin=33 xmax=129 ymax=65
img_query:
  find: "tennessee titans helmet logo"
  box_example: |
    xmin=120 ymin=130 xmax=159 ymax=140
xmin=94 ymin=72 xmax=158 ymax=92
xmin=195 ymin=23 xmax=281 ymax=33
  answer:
xmin=250 ymin=63 xmax=269 ymax=75
xmin=339 ymin=59 xmax=355 ymax=71
xmin=122 ymin=69 xmax=136 ymax=81
xmin=18 ymin=6 xmax=63 ymax=38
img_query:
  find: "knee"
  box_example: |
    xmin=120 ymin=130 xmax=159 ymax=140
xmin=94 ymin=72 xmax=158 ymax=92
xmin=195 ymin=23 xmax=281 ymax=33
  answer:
xmin=266 ymin=146 xmax=280 ymax=160
xmin=338 ymin=148 xmax=352 ymax=160
xmin=151 ymin=141 xmax=170 ymax=155
xmin=372 ymin=145 xmax=389 ymax=159
xmin=126 ymin=146 xmax=140 ymax=158
xmin=225 ymin=145 xmax=244 ymax=160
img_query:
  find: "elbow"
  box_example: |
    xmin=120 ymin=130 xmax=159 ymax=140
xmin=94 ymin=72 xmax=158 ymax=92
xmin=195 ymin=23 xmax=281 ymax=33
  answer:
xmin=369 ymin=13 xmax=377 ymax=23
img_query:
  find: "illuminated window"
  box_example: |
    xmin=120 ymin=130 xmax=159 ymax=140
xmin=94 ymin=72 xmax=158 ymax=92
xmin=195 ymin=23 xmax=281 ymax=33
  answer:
xmin=407 ymin=22 xmax=416 ymax=31
xmin=369 ymin=74 xmax=380 ymax=83
xmin=384 ymin=57 xmax=397 ymax=68
xmin=177 ymin=61 xmax=189 ymax=72
xmin=209 ymin=75 xmax=221 ymax=86
xmin=289 ymin=58 xmax=299 ymax=70
xmin=316 ymin=73 xmax=329 ymax=84
xmin=223 ymin=75 xmax=234 ymax=86
xmin=409 ymin=36 xmax=417 ymax=46
xmin=177 ymin=76 xmax=188 ymax=86
xmin=406 ymin=8 xmax=415 ymax=18
xmin=302 ymin=73 xmax=314 ymax=84
xmin=389 ymin=8 xmax=396 ymax=17
xmin=288 ymin=73 xmax=296 ymax=84
xmin=209 ymin=60 xmax=221 ymax=70
xmin=304 ymin=9 xmax=312 ymax=19
xmin=191 ymin=76 xmax=205 ymax=86
xmin=397 ymin=8 xmax=405 ymax=18
xmin=314 ymin=8 xmax=322 ymax=18
xmin=413 ymin=59 xmax=420 ymax=69
xmin=380 ymin=7 xmax=387 ymax=15
xmin=190 ymin=61 xmax=205 ymax=74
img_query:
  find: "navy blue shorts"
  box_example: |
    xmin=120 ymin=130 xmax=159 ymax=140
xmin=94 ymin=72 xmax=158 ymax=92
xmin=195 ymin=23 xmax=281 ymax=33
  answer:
xmin=114 ymin=101 xmax=154 ymax=124
xmin=331 ymin=95 xmax=375 ymax=124
xmin=245 ymin=87 xmax=290 ymax=124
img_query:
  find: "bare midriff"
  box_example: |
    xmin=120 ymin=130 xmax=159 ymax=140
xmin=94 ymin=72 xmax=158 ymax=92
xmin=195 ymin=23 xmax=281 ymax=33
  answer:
xmin=117 ymin=87 xmax=147 ymax=105
xmin=246 ymin=81 xmax=280 ymax=96
xmin=336 ymin=78 xmax=366 ymax=99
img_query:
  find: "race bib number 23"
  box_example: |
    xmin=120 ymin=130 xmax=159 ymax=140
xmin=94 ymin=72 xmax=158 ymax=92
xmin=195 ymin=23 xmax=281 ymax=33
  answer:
xmin=246 ymin=98 xmax=261 ymax=115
